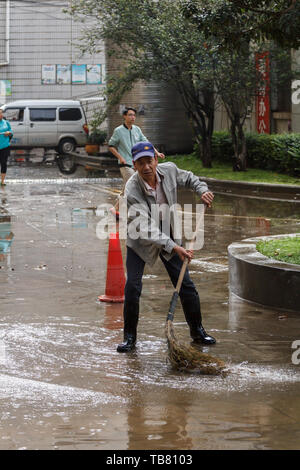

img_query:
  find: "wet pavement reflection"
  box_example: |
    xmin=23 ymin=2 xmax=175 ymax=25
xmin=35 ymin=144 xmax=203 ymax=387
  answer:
xmin=0 ymin=162 xmax=300 ymax=450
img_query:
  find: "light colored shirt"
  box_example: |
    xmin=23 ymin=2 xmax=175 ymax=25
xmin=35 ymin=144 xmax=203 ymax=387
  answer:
xmin=142 ymin=172 xmax=168 ymax=206
xmin=108 ymin=124 xmax=147 ymax=167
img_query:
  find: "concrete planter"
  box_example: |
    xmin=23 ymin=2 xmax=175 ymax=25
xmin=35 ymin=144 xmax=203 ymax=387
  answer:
xmin=228 ymin=234 xmax=300 ymax=313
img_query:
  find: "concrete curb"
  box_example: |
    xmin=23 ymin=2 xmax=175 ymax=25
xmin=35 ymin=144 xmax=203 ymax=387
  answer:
xmin=199 ymin=176 xmax=300 ymax=200
xmin=228 ymin=234 xmax=300 ymax=313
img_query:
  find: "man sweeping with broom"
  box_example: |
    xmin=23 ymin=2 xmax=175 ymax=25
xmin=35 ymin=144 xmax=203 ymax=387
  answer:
xmin=117 ymin=141 xmax=216 ymax=353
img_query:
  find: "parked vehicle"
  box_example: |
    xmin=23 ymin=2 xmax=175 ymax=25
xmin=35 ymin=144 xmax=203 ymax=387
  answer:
xmin=0 ymin=100 xmax=89 ymax=154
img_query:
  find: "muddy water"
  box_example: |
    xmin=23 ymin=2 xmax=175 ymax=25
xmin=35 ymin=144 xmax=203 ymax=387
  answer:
xmin=0 ymin=166 xmax=300 ymax=450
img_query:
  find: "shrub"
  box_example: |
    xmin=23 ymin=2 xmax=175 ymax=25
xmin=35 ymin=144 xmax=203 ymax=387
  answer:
xmin=194 ymin=132 xmax=300 ymax=176
xmin=87 ymin=129 xmax=107 ymax=145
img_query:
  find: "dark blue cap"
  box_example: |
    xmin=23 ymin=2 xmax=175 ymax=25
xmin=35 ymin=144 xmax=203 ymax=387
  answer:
xmin=132 ymin=141 xmax=155 ymax=162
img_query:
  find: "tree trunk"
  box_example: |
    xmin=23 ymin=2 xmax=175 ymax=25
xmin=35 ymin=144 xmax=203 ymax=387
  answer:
xmin=190 ymin=109 xmax=214 ymax=168
xmin=237 ymin=123 xmax=247 ymax=171
xmin=230 ymin=120 xmax=247 ymax=171
xmin=201 ymin=135 xmax=213 ymax=168
xmin=178 ymin=86 xmax=214 ymax=168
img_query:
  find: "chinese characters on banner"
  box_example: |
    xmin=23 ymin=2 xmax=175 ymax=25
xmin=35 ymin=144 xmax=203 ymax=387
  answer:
xmin=256 ymin=52 xmax=270 ymax=134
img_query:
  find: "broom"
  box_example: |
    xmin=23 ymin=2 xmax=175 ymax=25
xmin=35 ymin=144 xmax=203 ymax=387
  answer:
xmin=165 ymin=209 xmax=228 ymax=376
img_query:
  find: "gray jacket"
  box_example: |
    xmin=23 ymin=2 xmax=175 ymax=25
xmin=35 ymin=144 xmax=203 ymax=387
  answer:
xmin=124 ymin=162 xmax=209 ymax=266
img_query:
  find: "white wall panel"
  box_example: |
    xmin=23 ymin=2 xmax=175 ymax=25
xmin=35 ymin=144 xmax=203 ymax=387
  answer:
xmin=1 ymin=1 xmax=106 ymax=105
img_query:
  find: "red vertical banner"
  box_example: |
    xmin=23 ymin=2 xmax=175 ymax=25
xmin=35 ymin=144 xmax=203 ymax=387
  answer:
xmin=256 ymin=52 xmax=270 ymax=134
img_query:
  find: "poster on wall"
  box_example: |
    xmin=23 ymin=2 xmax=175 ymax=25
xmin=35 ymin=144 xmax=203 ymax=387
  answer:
xmin=57 ymin=64 xmax=71 ymax=84
xmin=0 ymin=80 xmax=12 ymax=96
xmin=41 ymin=65 xmax=56 ymax=84
xmin=72 ymin=64 xmax=86 ymax=84
xmin=86 ymin=64 xmax=101 ymax=84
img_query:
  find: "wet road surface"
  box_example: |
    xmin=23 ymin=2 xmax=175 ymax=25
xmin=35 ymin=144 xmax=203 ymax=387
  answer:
xmin=0 ymin=160 xmax=300 ymax=450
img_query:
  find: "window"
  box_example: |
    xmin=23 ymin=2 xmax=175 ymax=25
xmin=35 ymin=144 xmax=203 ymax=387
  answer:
xmin=4 ymin=108 xmax=24 ymax=122
xmin=30 ymin=108 xmax=56 ymax=122
xmin=59 ymin=108 xmax=82 ymax=121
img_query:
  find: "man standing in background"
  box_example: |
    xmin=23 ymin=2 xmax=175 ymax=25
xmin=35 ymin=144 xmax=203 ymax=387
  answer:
xmin=108 ymin=107 xmax=165 ymax=218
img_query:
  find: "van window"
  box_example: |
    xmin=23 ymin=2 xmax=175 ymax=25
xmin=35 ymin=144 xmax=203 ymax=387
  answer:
xmin=4 ymin=108 xmax=24 ymax=122
xmin=59 ymin=108 xmax=82 ymax=121
xmin=30 ymin=108 xmax=56 ymax=122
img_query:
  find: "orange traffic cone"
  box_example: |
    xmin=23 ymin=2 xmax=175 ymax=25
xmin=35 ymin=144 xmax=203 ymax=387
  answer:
xmin=98 ymin=232 xmax=125 ymax=303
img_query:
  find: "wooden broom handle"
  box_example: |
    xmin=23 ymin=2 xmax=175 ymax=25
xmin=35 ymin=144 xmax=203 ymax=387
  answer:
xmin=175 ymin=206 xmax=206 ymax=293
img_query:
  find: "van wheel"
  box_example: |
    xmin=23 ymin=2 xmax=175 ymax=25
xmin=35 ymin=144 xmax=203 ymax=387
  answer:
xmin=58 ymin=138 xmax=76 ymax=154
xmin=56 ymin=155 xmax=78 ymax=174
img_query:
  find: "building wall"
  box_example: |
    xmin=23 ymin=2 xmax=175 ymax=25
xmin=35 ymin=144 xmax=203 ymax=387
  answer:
xmin=0 ymin=1 xmax=194 ymax=151
xmin=106 ymin=52 xmax=194 ymax=153
xmin=0 ymin=1 xmax=8 ymax=65
xmin=214 ymin=101 xmax=256 ymax=135
xmin=292 ymin=49 xmax=300 ymax=133
xmin=0 ymin=0 xmax=106 ymax=121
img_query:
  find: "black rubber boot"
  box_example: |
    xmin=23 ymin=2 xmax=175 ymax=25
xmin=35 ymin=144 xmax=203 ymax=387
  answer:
xmin=117 ymin=302 xmax=139 ymax=352
xmin=181 ymin=293 xmax=216 ymax=345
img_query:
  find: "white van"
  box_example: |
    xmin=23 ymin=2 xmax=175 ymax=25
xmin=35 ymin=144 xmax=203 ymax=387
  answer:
xmin=0 ymin=100 xmax=88 ymax=153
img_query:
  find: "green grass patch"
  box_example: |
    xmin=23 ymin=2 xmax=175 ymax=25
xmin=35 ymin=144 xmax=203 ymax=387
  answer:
xmin=166 ymin=154 xmax=300 ymax=185
xmin=256 ymin=236 xmax=300 ymax=265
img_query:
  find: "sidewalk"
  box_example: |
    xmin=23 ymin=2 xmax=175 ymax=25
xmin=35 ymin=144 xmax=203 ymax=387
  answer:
xmin=1 ymin=164 xmax=300 ymax=449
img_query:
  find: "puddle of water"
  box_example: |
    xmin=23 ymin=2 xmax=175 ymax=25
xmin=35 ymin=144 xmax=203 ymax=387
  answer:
xmin=6 ymin=178 xmax=121 ymax=185
xmin=0 ymin=373 xmax=124 ymax=409
xmin=190 ymin=259 xmax=228 ymax=272
xmin=1 ymin=166 xmax=300 ymax=450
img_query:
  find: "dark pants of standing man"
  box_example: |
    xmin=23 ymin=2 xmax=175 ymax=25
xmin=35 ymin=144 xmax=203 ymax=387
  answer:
xmin=117 ymin=246 xmax=216 ymax=352
xmin=125 ymin=246 xmax=197 ymax=302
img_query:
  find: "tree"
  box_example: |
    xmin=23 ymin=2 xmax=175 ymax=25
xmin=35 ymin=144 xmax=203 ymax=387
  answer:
xmin=212 ymin=43 xmax=257 ymax=170
xmin=67 ymin=0 xmax=219 ymax=167
xmin=210 ymin=40 xmax=296 ymax=171
xmin=182 ymin=0 xmax=299 ymax=171
xmin=182 ymin=0 xmax=300 ymax=50
xmin=67 ymin=0 xmax=297 ymax=171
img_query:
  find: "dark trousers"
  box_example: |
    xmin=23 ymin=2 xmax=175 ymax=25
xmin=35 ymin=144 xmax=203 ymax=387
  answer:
xmin=0 ymin=147 xmax=10 ymax=174
xmin=125 ymin=246 xmax=199 ymax=304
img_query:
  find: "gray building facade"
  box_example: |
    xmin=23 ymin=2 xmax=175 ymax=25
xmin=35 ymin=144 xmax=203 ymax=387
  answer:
xmin=0 ymin=0 xmax=106 ymax=121
xmin=0 ymin=0 xmax=194 ymax=153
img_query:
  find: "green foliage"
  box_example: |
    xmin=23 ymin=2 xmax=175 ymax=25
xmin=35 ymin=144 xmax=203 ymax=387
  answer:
xmin=197 ymin=131 xmax=234 ymax=162
xmin=247 ymin=133 xmax=300 ymax=175
xmin=165 ymin=153 xmax=299 ymax=184
xmin=88 ymin=108 xmax=107 ymax=133
xmin=87 ymin=129 xmax=107 ymax=145
xmin=66 ymin=0 xmax=219 ymax=167
xmin=194 ymin=131 xmax=300 ymax=176
xmin=183 ymin=0 xmax=300 ymax=49
xmin=256 ymin=237 xmax=300 ymax=265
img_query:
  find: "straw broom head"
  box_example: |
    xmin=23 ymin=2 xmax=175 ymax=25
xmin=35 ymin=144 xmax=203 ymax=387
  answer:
xmin=165 ymin=316 xmax=228 ymax=376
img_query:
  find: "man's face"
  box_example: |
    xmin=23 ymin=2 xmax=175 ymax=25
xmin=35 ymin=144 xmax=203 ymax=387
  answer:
xmin=133 ymin=155 xmax=158 ymax=183
xmin=124 ymin=110 xmax=136 ymax=126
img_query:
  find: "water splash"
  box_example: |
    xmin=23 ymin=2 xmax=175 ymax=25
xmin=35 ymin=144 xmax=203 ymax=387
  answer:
xmin=0 ymin=373 xmax=125 ymax=409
